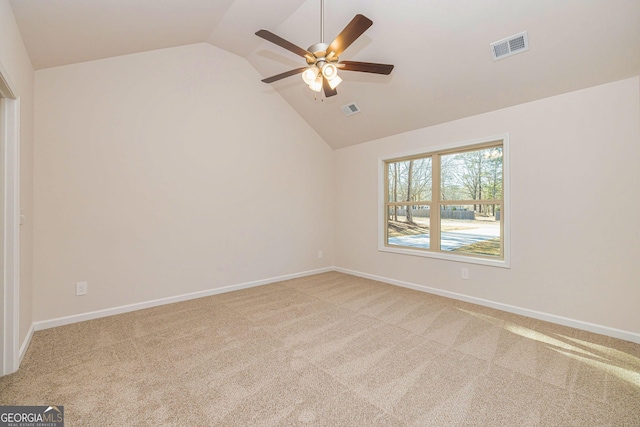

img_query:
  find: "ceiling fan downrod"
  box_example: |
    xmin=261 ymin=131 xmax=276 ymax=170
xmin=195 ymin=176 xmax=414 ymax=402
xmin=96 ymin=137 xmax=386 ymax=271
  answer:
xmin=320 ymin=0 xmax=324 ymax=43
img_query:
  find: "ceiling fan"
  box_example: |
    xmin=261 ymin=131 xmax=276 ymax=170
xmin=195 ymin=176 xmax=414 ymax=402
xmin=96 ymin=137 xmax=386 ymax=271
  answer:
xmin=255 ymin=0 xmax=394 ymax=98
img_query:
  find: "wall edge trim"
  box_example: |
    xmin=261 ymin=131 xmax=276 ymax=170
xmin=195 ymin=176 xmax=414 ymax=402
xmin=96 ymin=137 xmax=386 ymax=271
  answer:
xmin=21 ymin=265 xmax=639 ymax=369
xmin=18 ymin=323 xmax=34 ymax=364
xmin=334 ymin=267 xmax=640 ymax=344
xmin=32 ymin=267 xmax=333 ymax=332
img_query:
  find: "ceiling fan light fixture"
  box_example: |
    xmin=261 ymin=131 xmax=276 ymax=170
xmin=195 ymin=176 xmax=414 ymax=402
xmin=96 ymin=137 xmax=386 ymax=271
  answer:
xmin=322 ymin=62 xmax=338 ymax=80
xmin=301 ymin=66 xmax=320 ymax=85
xmin=309 ymin=76 xmax=323 ymax=92
xmin=327 ymin=74 xmax=342 ymax=89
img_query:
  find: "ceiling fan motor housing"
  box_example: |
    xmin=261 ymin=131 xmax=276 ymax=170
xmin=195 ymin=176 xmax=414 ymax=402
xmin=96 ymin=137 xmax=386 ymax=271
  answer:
xmin=306 ymin=43 xmax=339 ymax=65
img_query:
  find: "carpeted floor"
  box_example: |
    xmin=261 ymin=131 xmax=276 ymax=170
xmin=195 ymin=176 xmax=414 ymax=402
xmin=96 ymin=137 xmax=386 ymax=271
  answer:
xmin=1 ymin=272 xmax=639 ymax=426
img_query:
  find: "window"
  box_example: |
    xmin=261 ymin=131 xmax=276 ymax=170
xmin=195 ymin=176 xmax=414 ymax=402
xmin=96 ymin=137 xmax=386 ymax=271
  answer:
xmin=381 ymin=137 xmax=508 ymax=267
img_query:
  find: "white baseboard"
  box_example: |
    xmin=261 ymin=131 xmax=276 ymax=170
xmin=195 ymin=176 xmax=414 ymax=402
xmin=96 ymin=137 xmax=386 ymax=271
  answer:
xmin=32 ymin=267 xmax=333 ymax=332
xmin=25 ymin=265 xmax=640 ymax=349
xmin=335 ymin=267 xmax=640 ymax=344
xmin=18 ymin=323 xmax=35 ymax=364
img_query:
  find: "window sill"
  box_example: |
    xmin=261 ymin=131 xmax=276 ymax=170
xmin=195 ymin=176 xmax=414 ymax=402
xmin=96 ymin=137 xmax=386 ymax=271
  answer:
xmin=378 ymin=245 xmax=510 ymax=268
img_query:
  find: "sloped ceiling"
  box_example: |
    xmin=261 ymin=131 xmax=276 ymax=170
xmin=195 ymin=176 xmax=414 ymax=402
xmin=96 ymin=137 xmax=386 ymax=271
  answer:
xmin=9 ymin=0 xmax=640 ymax=148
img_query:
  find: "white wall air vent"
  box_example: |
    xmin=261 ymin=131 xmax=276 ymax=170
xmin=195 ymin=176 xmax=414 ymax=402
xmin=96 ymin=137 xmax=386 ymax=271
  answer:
xmin=490 ymin=31 xmax=529 ymax=61
xmin=341 ymin=102 xmax=361 ymax=116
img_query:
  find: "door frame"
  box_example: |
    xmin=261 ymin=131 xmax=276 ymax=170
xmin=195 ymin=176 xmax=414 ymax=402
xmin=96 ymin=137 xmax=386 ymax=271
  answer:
xmin=0 ymin=60 xmax=21 ymax=376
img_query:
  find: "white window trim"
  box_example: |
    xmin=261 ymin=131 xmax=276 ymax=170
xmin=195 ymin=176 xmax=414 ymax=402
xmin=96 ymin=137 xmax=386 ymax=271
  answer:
xmin=378 ymin=134 xmax=510 ymax=268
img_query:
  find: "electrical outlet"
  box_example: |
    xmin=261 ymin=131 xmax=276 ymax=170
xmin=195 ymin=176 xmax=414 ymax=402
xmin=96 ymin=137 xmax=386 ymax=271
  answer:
xmin=461 ymin=268 xmax=469 ymax=280
xmin=317 ymin=250 xmax=323 ymax=259
xmin=76 ymin=281 xmax=88 ymax=296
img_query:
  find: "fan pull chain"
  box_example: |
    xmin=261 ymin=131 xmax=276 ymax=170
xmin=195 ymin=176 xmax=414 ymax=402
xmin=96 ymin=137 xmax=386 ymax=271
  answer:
xmin=313 ymin=92 xmax=326 ymax=103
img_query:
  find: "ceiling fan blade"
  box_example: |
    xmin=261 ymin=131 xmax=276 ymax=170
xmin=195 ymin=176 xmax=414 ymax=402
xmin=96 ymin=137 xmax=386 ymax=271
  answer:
xmin=337 ymin=61 xmax=394 ymax=75
xmin=326 ymin=14 xmax=373 ymax=59
xmin=322 ymin=77 xmax=338 ymax=97
xmin=261 ymin=67 xmax=307 ymax=84
xmin=255 ymin=30 xmax=315 ymax=62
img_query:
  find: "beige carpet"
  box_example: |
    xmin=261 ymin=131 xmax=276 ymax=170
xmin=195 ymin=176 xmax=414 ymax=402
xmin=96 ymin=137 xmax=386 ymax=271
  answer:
xmin=1 ymin=272 xmax=639 ymax=426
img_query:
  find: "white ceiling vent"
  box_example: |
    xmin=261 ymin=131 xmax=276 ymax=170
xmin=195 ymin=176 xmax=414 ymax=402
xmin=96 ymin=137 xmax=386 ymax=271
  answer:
xmin=341 ymin=103 xmax=361 ymax=116
xmin=490 ymin=31 xmax=529 ymax=61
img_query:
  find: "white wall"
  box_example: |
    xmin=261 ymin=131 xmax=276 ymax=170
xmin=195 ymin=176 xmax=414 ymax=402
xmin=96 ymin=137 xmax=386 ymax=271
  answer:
xmin=33 ymin=43 xmax=334 ymax=321
xmin=335 ymin=77 xmax=640 ymax=337
xmin=0 ymin=0 xmax=34 ymax=350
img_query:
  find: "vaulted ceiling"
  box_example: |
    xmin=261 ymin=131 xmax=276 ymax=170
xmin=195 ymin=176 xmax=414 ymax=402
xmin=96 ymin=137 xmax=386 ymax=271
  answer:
xmin=9 ymin=0 xmax=640 ymax=148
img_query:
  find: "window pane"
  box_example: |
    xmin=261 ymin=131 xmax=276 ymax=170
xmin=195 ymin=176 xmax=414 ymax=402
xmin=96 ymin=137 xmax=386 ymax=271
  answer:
xmin=441 ymin=147 xmax=502 ymax=201
xmin=387 ymin=157 xmax=432 ymax=202
xmin=387 ymin=206 xmax=430 ymax=249
xmin=440 ymin=205 xmax=501 ymax=257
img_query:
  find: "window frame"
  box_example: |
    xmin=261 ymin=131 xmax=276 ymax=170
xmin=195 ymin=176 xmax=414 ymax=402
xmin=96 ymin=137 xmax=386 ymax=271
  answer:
xmin=378 ymin=135 xmax=510 ymax=268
